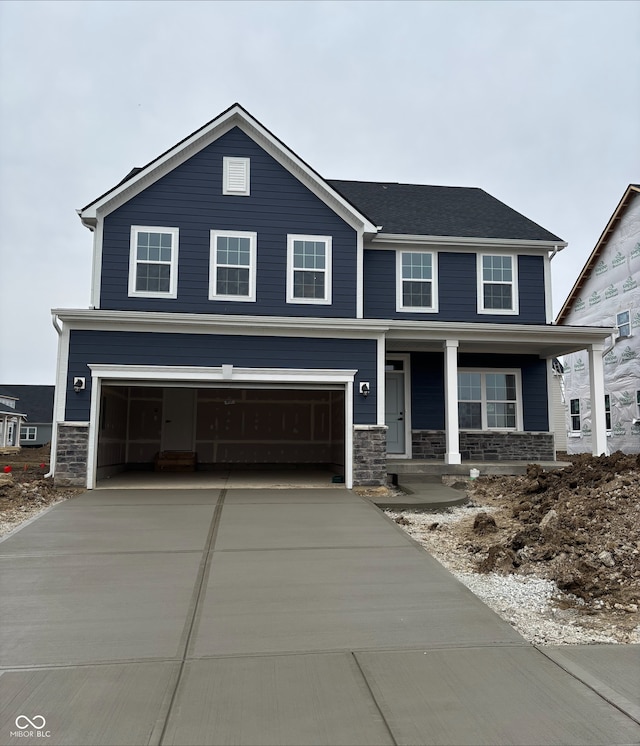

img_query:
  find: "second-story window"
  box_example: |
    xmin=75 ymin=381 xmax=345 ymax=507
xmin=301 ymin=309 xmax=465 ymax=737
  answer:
xmin=478 ymin=254 xmax=518 ymax=314
xmin=128 ymin=226 xmax=179 ymax=298
xmin=209 ymin=231 xmax=257 ymax=302
xmin=396 ymin=251 xmax=438 ymax=312
xmin=287 ymin=235 xmax=332 ymax=304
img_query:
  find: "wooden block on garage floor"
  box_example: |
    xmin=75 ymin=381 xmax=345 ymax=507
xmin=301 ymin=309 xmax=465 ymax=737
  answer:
xmin=154 ymin=451 xmax=197 ymax=472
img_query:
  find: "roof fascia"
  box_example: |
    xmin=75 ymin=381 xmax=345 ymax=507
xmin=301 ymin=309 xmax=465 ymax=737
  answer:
xmin=385 ymin=318 xmax=612 ymax=343
xmin=53 ymin=308 xmax=611 ymax=351
xmin=556 ymin=185 xmax=640 ymax=324
xmin=53 ymin=308 xmax=390 ymax=338
xmin=79 ymin=105 xmax=377 ymax=234
xmin=370 ymin=233 xmax=566 ymax=252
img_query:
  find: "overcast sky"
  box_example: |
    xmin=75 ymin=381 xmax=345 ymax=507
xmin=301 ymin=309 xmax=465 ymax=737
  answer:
xmin=1 ymin=0 xmax=638 ymax=384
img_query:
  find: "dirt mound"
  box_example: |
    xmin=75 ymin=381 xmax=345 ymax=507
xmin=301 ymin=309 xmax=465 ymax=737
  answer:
xmin=0 ymin=462 xmax=82 ymax=537
xmin=465 ymin=452 xmax=640 ymax=612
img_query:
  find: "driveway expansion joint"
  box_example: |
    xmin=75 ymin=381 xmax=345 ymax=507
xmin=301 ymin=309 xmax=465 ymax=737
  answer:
xmin=157 ymin=490 xmax=227 ymax=745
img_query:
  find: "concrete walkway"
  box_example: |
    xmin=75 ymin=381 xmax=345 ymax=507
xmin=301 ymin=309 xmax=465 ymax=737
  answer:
xmin=0 ymin=488 xmax=638 ymax=745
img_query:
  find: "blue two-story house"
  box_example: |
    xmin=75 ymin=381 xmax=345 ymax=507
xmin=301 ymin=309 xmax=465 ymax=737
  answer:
xmin=51 ymin=104 xmax=611 ymax=488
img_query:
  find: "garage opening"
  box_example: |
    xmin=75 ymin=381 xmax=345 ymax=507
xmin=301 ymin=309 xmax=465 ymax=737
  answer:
xmin=96 ymin=384 xmax=345 ymax=484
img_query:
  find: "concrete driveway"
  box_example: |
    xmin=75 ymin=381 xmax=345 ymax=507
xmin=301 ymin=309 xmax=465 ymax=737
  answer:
xmin=1 ymin=487 xmax=638 ymax=745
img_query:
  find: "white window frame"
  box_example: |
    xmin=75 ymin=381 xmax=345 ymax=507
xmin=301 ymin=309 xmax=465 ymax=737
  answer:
xmin=286 ymin=234 xmax=332 ymax=305
xmin=209 ymin=230 xmax=257 ymax=302
xmin=616 ymin=310 xmax=631 ymax=338
xmin=457 ymin=368 xmax=523 ymax=431
xmin=223 ymin=157 xmax=250 ymax=196
xmin=20 ymin=426 xmax=37 ymax=441
xmin=396 ymin=250 xmax=438 ymax=313
xmin=128 ymin=226 xmax=179 ymax=299
xmin=569 ymin=398 xmax=581 ymax=434
xmin=477 ymin=253 xmax=519 ymax=315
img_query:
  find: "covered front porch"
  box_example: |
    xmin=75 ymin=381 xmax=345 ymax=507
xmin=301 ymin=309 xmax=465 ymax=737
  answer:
xmin=381 ymin=320 xmax=614 ymax=466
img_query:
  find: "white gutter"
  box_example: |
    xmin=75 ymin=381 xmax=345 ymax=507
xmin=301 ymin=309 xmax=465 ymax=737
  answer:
xmin=549 ymin=243 xmax=563 ymax=261
xmin=45 ymin=313 xmax=62 ymax=479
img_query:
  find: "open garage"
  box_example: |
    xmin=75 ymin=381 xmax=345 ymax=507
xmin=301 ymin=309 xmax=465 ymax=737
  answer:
xmin=95 ymin=384 xmax=346 ymax=486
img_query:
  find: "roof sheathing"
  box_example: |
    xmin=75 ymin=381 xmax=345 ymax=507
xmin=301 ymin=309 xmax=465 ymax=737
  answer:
xmin=556 ymin=185 xmax=640 ymax=324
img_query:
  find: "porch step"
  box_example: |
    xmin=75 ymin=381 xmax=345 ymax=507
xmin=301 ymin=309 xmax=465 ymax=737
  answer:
xmin=372 ymin=476 xmax=469 ymax=512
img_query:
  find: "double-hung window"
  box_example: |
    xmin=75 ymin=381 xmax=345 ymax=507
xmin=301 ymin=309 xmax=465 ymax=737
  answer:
xmin=396 ymin=251 xmax=438 ymax=312
xmin=478 ymin=254 xmax=518 ymax=314
xmin=128 ymin=226 xmax=179 ymax=298
xmin=209 ymin=231 xmax=257 ymax=302
xmin=616 ymin=310 xmax=631 ymax=338
xmin=458 ymin=371 xmax=520 ymax=430
xmin=570 ymin=399 xmax=581 ymax=432
xmin=287 ymin=235 xmax=332 ymax=304
xmin=605 ymin=394 xmax=612 ymax=431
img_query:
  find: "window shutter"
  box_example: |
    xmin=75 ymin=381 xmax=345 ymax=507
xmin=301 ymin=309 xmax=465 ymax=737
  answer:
xmin=223 ymin=157 xmax=250 ymax=195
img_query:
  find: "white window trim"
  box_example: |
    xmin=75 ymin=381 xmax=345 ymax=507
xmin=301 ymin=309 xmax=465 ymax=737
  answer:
xmin=616 ymin=309 xmax=631 ymax=339
xmin=286 ymin=234 xmax=332 ymax=305
xmin=223 ymin=157 xmax=250 ymax=196
xmin=20 ymin=426 xmax=37 ymax=441
xmin=477 ymin=253 xmax=519 ymax=315
xmin=458 ymin=368 xmax=523 ymax=431
xmin=209 ymin=230 xmax=257 ymax=302
xmin=569 ymin=397 xmax=581 ymax=434
xmin=128 ymin=226 xmax=179 ymax=299
xmin=395 ymin=250 xmax=438 ymax=313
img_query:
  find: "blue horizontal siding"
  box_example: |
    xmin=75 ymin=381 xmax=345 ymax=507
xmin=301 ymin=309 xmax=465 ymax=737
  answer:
xmin=101 ymin=128 xmax=357 ymax=317
xmin=364 ymin=251 xmax=547 ymax=323
xmin=65 ymin=330 xmax=377 ymax=424
xmin=410 ymin=352 xmax=548 ymax=431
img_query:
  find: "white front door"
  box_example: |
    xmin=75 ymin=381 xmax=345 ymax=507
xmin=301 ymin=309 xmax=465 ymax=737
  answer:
xmin=161 ymin=388 xmax=195 ymax=451
xmin=385 ymin=372 xmax=405 ymax=454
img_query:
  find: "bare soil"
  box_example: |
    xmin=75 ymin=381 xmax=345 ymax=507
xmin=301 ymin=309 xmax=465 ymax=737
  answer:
xmin=0 ymin=447 xmax=82 ymax=536
xmin=392 ymin=452 xmax=640 ymax=643
xmin=467 ymin=452 xmax=640 ymax=609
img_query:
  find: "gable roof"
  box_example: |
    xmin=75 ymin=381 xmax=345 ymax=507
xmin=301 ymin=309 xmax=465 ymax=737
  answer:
xmin=0 ymin=385 xmax=54 ymax=422
xmin=79 ymin=103 xmax=377 ymax=234
xmin=327 ymin=180 xmax=564 ymax=242
xmin=556 ymin=184 xmax=640 ymax=324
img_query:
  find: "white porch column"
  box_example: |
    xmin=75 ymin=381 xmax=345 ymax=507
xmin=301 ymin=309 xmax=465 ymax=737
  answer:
xmin=588 ymin=343 xmax=608 ymax=456
xmin=444 ymin=339 xmax=461 ymax=464
xmin=588 ymin=344 xmax=609 ymax=456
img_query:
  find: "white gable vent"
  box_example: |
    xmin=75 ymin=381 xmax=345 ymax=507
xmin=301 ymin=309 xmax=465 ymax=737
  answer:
xmin=223 ymin=157 xmax=250 ymax=196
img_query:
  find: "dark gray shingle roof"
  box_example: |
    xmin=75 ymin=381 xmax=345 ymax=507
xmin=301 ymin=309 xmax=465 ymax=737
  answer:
xmin=0 ymin=386 xmax=54 ymax=422
xmin=327 ymin=180 xmax=563 ymax=242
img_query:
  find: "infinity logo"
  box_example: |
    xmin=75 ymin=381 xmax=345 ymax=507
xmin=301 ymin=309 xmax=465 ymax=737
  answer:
xmin=15 ymin=715 xmax=46 ymax=730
